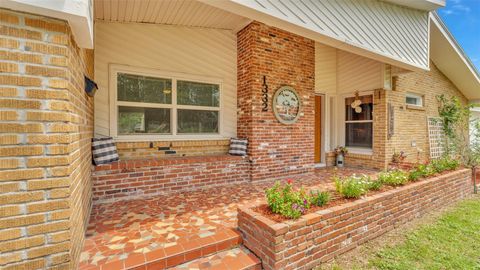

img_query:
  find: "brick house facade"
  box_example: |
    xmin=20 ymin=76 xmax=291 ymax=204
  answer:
xmin=0 ymin=1 xmax=479 ymax=269
xmin=0 ymin=9 xmax=93 ymax=270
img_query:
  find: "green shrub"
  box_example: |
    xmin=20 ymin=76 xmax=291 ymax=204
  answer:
xmin=368 ymin=179 xmax=383 ymax=191
xmin=335 ymin=174 xmax=371 ymax=198
xmin=309 ymin=190 xmax=330 ymax=206
xmin=378 ymin=170 xmax=409 ymax=186
xmin=265 ymin=180 xmax=310 ymax=219
xmin=409 ymin=164 xmax=436 ymax=181
xmin=430 ymin=156 xmax=460 ymax=173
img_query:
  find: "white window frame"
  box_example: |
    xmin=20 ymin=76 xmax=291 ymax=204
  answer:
xmin=340 ymin=92 xmax=374 ymax=154
xmin=109 ymin=64 xmax=224 ymax=141
xmin=405 ymin=92 xmax=423 ymax=107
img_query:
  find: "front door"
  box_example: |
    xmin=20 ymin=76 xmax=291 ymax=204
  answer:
xmin=314 ymin=95 xmax=322 ymax=163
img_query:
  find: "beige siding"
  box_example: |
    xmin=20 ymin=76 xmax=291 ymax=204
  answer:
xmin=315 ymin=42 xmax=337 ymax=94
xmin=94 ymin=22 xmax=237 ymax=138
xmin=337 ymin=50 xmax=384 ymax=93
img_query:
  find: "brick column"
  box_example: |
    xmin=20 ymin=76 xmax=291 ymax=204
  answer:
xmin=237 ymin=22 xmax=315 ymax=181
xmin=0 ymin=9 xmax=93 ymax=269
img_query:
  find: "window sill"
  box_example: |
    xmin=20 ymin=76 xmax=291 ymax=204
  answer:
xmin=406 ymin=104 xmax=425 ymax=111
xmin=113 ymin=134 xmax=230 ymax=142
xmin=347 ymin=148 xmax=373 ymax=155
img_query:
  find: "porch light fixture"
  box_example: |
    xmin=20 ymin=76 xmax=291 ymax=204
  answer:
xmin=351 ymin=91 xmax=362 ymax=113
xmin=84 ymin=76 xmax=98 ymax=97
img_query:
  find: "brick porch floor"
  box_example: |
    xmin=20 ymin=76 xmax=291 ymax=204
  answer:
xmin=79 ymin=167 xmax=376 ymax=270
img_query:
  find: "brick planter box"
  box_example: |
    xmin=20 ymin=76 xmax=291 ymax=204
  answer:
xmin=238 ymin=169 xmax=472 ymax=270
xmin=92 ymin=155 xmax=250 ymax=204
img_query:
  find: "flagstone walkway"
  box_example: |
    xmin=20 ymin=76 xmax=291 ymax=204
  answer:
xmin=79 ymin=167 xmax=376 ymax=270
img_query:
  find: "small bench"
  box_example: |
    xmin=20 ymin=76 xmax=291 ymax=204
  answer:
xmin=92 ymin=155 xmax=250 ymax=204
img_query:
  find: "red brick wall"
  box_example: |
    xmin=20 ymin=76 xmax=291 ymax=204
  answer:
xmin=238 ymin=169 xmax=472 ymax=270
xmin=92 ymin=155 xmax=250 ymax=204
xmin=237 ymin=22 xmax=315 ymax=181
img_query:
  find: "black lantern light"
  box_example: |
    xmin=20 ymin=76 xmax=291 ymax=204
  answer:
xmin=85 ymin=76 xmax=98 ymax=97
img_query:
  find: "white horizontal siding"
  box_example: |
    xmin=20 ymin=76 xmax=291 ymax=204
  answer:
xmin=209 ymin=0 xmax=429 ymax=70
xmin=94 ymin=22 xmax=237 ymax=139
xmin=94 ymin=0 xmax=251 ymax=31
xmin=315 ymin=42 xmax=337 ymax=94
xmin=337 ymin=50 xmax=384 ymax=93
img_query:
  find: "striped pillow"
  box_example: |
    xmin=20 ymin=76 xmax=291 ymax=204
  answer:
xmin=229 ymin=138 xmax=248 ymax=156
xmin=92 ymin=137 xmax=119 ymax=165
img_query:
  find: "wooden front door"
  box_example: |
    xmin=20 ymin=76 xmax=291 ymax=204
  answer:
xmin=314 ymin=95 xmax=322 ymax=163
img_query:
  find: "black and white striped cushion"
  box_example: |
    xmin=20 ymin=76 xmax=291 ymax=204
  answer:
xmin=92 ymin=137 xmax=119 ymax=165
xmin=229 ymin=138 xmax=248 ymax=156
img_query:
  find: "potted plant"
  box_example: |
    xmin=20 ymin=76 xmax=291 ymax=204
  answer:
xmin=334 ymin=146 xmax=348 ymax=167
xmin=392 ymin=150 xmax=406 ymax=164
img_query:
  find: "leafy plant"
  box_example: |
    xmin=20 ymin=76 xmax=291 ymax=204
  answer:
xmin=335 ymin=174 xmax=371 ymax=198
xmin=378 ymin=170 xmax=409 ymax=186
xmin=408 ymin=164 xmax=435 ymax=181
xmin=392 ymin=150 xmax=407 ymax=164
xmin=334 ymin=146 xmax=348 ymax=156
xmin=430 ymin=156 xmax=460 ymax=173
xmin=437 ymin=94 xmax=480 ymax=167
xmin=309 ymin=190 xmax=330 ymax=207
xmin=368 ymin=179 xmax=383 ymax=191
xmin=265 ymin=180 xmax=310 ymax=219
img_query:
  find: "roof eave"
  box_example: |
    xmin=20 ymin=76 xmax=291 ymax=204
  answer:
xmin=430 ymin=12 xmax=480 ymax=100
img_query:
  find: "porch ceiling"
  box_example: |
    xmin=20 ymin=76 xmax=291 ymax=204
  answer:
xmin=94 ymin=0 xmax=251 ymax=31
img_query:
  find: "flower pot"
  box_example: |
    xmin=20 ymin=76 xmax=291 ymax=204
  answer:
xmin=336 ymin=154 xmax=344 ymax=167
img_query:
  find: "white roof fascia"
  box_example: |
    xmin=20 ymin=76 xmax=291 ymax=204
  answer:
xmin=384 ymin=0 xmax=445 ymax=11
xmin=430 ymin=12 xmax=480 ymax=100
xmin=0 ymin=0 xmax=93 ymax=48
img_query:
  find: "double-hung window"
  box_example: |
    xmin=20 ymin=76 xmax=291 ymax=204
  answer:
xmin=114 ymin=69 xmax=220 ymax=138
xmin=345 ymin=95 xmax=373 ymax=149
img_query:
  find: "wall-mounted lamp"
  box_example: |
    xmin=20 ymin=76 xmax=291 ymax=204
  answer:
xmin=85 ymin=76 xmax=98 ymax=97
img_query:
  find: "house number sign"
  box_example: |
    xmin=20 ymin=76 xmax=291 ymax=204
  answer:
xmin=272 ymin=86 xmax=301 ymax=124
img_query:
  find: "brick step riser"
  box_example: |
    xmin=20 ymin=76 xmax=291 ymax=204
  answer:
xmin=127 ymin=235 xmax=242 ymax=270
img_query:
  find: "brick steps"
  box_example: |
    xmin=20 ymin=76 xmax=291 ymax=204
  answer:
xmin=168 ymin=246 xmax=261 ymax=270
xmin=86 ymin=229 xmax=244 ymax=270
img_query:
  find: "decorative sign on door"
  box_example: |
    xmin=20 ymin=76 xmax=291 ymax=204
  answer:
xmin=272 ymin=86 xmax=301 ymax=124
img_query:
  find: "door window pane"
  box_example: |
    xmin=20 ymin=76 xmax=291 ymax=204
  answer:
xmin=177 ymin=109 xmax=218 ymax=134
xmin=345 ymin=122 xmax=373 ymax=148
xmin=177 ymin=80 xmax=220 ymax=107
xmin=118 ymin=106 xmax=170 ymax=135
xmin=117 ymin=73 xmax=172 ymax=104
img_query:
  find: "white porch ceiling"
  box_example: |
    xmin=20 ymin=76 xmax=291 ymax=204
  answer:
xmin=94 ymin=0 xmax=251 ymax=31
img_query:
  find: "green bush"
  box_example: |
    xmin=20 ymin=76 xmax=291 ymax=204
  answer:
xmin=265 ymin=181 xmax=310 ymax=219
xmin=368 ymin=179 xmax=383 ymax=191
xmin=430 ymin=156 xmax=460 ymax=173
xmin=309 ymin=190 xmax=330 ymax=206
xmin=378 ymin=170 xmax=409 ymax=186
xmin=335 ymin=174 xmax=371 ymax=198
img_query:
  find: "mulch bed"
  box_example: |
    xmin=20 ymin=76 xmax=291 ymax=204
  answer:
xmin=253 ymin=168 xmax=461 ymax=223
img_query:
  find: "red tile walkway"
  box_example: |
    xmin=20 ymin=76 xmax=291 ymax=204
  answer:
xmin=79 ymin=167 xmax=376 ymax=270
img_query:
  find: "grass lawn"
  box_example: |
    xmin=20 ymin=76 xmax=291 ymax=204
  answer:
xmin=320 ymin=195 xmax=480 ymax=270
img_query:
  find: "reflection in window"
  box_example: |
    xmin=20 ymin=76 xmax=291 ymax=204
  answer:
xmin=118 ymin=106 xmax=170 ymax=135
xmin=177 ymin=110 xmax=218 ymax=134
xmin=117 ymin=73 xmax=172 ymax=104
xmin=177 ymin=80 xmax=220 ymax=107
xmin=345 ymin=95 xmax=373 ymax=149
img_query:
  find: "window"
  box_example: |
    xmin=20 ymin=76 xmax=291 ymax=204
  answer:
xmin=114 ymin=70 xmax=221 ymax=137
xmin=345 ymin=95 xmax=373 ymax=149
xmin=406 ymin=93 xmax=423 ymax=107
